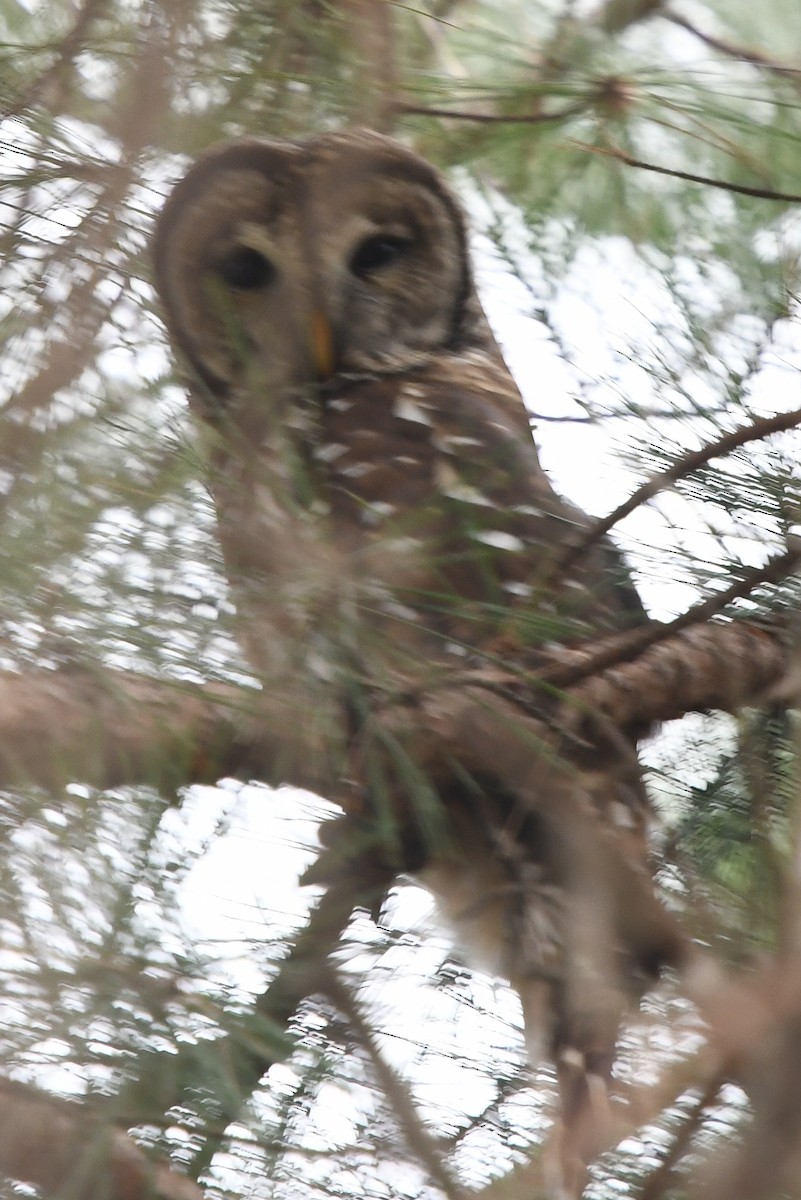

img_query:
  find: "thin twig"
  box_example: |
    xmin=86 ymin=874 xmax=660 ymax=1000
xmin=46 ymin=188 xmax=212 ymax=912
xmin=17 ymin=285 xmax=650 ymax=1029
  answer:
xmin=666 ymin=11 xmax=801 ymax=85
xmin=1 ymin=0 xmax=108 ymax=124
xmin=553 ymin=405 xmax=801 ymax=580
xmin=395 ymin=100 xmax=586 ymax=124
xmin=324 ymin=970 xmax=472 ymax=1200
xmin=182 ymin=850 xmax=396 ymax=1179
xmin=572 ymin=140 xmax=801 ymax=203
xmin=638 ymin=1074 xmax=724 ymax=1200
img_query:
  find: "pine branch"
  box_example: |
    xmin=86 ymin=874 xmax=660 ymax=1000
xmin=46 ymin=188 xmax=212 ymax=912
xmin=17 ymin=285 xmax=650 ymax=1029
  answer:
xmin=686 ymin=962 xmax=801 ymax=1200
xmin=573 ymin=140 xmax=801 ymax=203
xmin=0 ymin=665 xmax=329 ymax=797
xmin=565 ymin=620 xmax=793 ymax=736
xmin=0 ymin=612 xmax=793 ymax=800
xmin=541 ymin=544 xmax=801 ymax=694
xmin=394 ymin=101 xmax=586 ymax=123
xmin=545 ymin=404 xmax=801 ymax=594
xmin=666 ymin=10 xmax=801 ymax=86
xmin=0 ymin=0 xmax=109 ymax=125
xmin=159 ymin=846 xmax=395 ymax=1180
xmin=593 ymin=0 xmax=665 ymax=34
xmin=638 ymin=1075 xmax=723 ymax=1200
xmin=325 ymin=970 xmax=471 ymax=1200
xmin=340 ymin=0 xmax=398 ymax=131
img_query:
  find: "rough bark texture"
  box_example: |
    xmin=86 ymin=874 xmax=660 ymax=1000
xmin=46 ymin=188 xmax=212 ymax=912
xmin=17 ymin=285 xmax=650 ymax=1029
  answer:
xmin=0 ymin=621 xmax=787 ymax=797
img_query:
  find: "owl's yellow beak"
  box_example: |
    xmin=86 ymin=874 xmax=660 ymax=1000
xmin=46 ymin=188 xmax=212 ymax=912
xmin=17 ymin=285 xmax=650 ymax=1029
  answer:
xmin=311 ymin=311 xmax=336 ymax=380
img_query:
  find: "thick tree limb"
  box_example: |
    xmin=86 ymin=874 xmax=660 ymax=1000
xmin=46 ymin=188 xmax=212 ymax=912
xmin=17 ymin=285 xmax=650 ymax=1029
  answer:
xmin=0 ymin=1078 xmax=203 ymax=1200
xmin=0 ymin=665 xmax=339 ymax=796
xmin=564 ymin=619 xmax=793 ymax=734
xmin=540 ymin=544 xmax=801 ymax=692
xmin=0 ymin=619 xmax=791 ymax=798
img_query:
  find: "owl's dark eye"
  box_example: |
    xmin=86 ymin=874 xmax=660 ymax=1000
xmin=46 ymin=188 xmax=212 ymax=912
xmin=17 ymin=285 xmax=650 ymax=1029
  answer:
xmin=215 ymin=245 xmax=275 ymax=290
xmin=350 ymin=234 xmax=411 ymax=279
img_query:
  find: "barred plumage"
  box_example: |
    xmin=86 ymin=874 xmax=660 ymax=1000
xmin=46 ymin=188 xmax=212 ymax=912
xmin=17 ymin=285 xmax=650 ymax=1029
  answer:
xmin=154 ymin=128 xmax=681 ymax=1197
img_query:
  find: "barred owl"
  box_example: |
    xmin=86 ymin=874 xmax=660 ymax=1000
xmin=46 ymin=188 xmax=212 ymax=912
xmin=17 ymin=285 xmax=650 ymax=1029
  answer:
xmin=154 ymin=129 xmax=681 ymax=1196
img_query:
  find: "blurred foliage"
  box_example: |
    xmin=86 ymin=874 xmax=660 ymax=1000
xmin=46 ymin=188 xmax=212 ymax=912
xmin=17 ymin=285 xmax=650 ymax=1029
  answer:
xmin=0 ymin=0 xmax=801 ymax=1198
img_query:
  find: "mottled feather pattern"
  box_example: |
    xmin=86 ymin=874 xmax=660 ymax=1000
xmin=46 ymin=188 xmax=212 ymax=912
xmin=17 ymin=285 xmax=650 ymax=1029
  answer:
xmin=154 ymin=129 xmax=678 ymax=1198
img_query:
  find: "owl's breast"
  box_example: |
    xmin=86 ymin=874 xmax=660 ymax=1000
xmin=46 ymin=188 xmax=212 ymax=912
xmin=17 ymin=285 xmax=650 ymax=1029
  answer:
xmin=316 ymin=358 xmax=639 ymax=659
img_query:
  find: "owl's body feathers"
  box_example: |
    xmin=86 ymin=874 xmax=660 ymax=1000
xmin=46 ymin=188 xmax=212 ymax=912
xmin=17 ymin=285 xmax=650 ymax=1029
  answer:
xmin=154 ymin=129 xmax=676 ymax=1197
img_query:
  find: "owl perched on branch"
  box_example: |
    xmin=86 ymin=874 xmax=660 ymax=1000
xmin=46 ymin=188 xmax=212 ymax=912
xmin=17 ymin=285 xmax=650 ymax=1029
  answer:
xmin=154 ymin=129 xmax=684 ymax=1197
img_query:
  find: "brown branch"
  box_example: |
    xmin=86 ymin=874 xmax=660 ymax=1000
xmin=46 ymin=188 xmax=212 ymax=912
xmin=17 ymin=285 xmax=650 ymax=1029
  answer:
xmin=0 ymin=664 xmax=336 ymax=798
xmin=1 ymin=612 xmax=792 ymax=808
xmin=687 ymin=969 xmax=801 ymax=1200
xmin=325 ymin=971 xmax=471 ymax=1200
xmin=2 ymin=13 xmax=180 ymax=517
xmin=638 ymin=1074 xmax=723 ymax=1200
xmin=180 ymin=847 xmax=396 ymax=1179
xmin=566 ymin=619 xmax=792 ymax=736
xmin=550 ymin=404 xmax=801 ymax=586
xmin=469 ymin=1159 xmax=548 ymax=1200
xmin=594 ymin=0 xmax=664 ymax=34
xmin=340 ymin=0 xmax=399 ymax=132
xmin=541 ymin=541 xmax=801 ymax=694
xmin=666 ymin=11 xmax=801 ymax=85
xmin=0 ymin=1078 xmax=203 ymax=1200
xmin=394 ymin=101 xmax=586 ymax=124
xmin=572 ymin=139 xmax=801 ymax=203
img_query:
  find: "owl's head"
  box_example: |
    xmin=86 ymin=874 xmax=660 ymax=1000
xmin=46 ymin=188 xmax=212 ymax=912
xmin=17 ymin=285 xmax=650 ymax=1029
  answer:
xmin=153 ymin=128 xmax=493 ymax=414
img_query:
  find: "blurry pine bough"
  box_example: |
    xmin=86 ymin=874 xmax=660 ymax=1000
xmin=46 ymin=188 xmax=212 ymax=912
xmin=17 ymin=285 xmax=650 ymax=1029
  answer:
xmin=1 ymin=2 xmax=801 ymax=1200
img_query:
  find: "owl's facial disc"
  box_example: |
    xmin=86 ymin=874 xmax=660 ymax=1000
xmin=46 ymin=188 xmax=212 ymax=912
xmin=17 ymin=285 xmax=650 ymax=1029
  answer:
xmin=154 ymin=132 xmax=483 ymax=405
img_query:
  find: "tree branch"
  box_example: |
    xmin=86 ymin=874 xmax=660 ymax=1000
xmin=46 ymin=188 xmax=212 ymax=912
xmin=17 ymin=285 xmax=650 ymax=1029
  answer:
xmin=542 ymin=544 xmax=801 ymax=694
xmin=666 ymin=10 xmax=801 ymax=86
xmin=551 ymin=405 xmax=801 ymax=582
xmin=593 ymin=0 xmax=664 ymax=34
xmin=340 ymin=0 xmax=399 ymax=132
xmin=0 ymin=0 xmax=109 ymax=125
xmin=0 ymin=1078 xmax=204 ymax=1200
xmin=572 ymin=139 xmax=801 ymax=203
xmin=638 ymin=1075 xmax=723 ymax=1200
xmin=559 ymin=620 xmax=792 ymax=744
xmin=0 ymin=665 xmax=333 ymax=797
xmin=325 ymin=970 xmax=471 ymax=1200
xmin=394 ymin=101 xmax=586 ymax=124
xmin=0 ymin=609 xmax=793 ymax=802
xmin=158 ymin=844 xmax=396 ymax=1181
